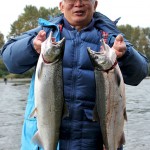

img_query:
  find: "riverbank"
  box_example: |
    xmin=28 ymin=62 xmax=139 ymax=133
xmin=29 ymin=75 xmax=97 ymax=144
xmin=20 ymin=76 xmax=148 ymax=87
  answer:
xmin=145 ymin=76 xmax=150 ymax=79
xmin=0 ymin=75 xmax=149 ymax=82
xmin=0 ymin=78 xmax=31 ymax=83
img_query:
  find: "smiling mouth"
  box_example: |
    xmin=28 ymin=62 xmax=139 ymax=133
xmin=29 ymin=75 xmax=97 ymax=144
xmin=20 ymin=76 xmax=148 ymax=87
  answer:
xmin=74 ymin=11 xmax=85 ymax=16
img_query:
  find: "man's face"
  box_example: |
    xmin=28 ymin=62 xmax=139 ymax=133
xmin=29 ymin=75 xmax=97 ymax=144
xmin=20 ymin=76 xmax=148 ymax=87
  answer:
xmin=59 ymin=0 xmax=98 ymax=29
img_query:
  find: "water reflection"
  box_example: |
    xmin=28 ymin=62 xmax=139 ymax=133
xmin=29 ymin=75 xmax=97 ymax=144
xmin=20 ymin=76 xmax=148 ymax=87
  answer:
xmin=0 ymin=78 xmax=150 ymax=149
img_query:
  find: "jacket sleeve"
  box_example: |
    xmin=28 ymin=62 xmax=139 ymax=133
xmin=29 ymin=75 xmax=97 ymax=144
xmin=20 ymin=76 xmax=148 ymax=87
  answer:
xmin=108 ymin=34 xmax=149 ymax=86
xmin=1 ymin=26 xmax=43 ymax=74
xmin=94 ymin=11 xmax=149 ymax=86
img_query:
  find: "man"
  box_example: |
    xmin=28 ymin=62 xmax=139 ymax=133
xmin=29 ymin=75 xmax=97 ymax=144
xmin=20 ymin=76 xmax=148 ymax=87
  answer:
xmin=1 ymin=0 xmax=148 ymax=150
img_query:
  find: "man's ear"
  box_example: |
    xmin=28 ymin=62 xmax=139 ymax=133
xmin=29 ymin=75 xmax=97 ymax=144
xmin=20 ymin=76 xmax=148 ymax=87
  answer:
xmin=94 ymin=0 xmax=98 ymax=11
xmin=59 ymin=1 xmax=64 ymax=13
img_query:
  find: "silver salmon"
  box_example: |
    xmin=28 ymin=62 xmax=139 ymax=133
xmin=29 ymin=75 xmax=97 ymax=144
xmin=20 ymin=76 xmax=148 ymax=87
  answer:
xmin=31 ymin=31 xmax=65 ymax=150
xmin=87 ymin=39 xmax=127 ymax=150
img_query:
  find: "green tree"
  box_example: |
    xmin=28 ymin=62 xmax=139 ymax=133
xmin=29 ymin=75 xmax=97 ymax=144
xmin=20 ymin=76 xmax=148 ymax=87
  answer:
xmin=118 ymin=24 xmax=133 ymax=42
xmin=0 ymin=59 xmax=9 ymax=77
xmin=2 ymin=5 xmax=61 ymax=78
xmin=118 ymin=25 xmax=150 ymax=61
xmin=142 ymin=27 xmax=150 ymax=60
xmin=0 ymin=32 xmax=5 ymax=48
xmin=7 ymin=5 xmax=60 ymax=39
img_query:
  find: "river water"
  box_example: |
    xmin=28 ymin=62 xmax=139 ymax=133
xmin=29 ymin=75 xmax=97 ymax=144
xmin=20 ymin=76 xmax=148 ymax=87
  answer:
xmin=0 ymin=78 xmax=150 ymax=150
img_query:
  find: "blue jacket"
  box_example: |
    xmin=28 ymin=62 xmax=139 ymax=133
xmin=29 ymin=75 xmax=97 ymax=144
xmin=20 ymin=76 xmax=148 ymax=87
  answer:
xmin=1 ymin=12 xmax=149 ymax=150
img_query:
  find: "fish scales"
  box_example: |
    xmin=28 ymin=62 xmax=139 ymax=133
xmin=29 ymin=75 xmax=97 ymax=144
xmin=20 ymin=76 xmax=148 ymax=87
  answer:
xmin=87 ymin=39 xmax=127 ymax=150
xmin=33 ymin=32 xmax=65 ymax=150
xmin=34 ymin=60 xmax=63 ymax=149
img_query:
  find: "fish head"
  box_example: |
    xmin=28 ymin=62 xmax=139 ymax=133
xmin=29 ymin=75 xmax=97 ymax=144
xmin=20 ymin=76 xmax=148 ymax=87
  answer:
xmin=87 ymin=39 xmax=117 ymax=71
xmin=41 ymin=31 xmax=65 ymax=63
xmin=87 ymin=47 xmax=108 ymax=70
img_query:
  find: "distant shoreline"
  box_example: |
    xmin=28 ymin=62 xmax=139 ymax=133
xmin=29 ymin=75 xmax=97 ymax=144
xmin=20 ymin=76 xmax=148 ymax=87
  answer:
xmin=0 ymin=77 xmax=150 ymax=82
xmin=0 ymin=78 xmax=31 ymax=83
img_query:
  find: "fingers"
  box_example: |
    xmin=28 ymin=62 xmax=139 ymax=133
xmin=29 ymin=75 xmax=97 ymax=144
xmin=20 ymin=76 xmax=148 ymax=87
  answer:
xmin=115 ymin=34 xmax=124 ymax=42
xmin=113 ymin=34 xmax=124 ymax=49
xmin=36 ymin=30 xmax=46 ymax=42
xmin=33 ymin=30 xmax=46 ymax=54
xmin=112 ymin=34 xmax=126 ymax=58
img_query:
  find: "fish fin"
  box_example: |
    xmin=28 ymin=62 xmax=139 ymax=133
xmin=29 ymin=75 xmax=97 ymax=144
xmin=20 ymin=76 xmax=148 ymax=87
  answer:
xmin=119 ymin=131 xmax=126 ymax=147
xmin=124 ymin=107 xmax=127 ymax=121
xmin=62 ymin=103 xmax=69 ymax=119
xmin=32 ymin=131 xmax=43 ymax=148
xmin=37 ymin=61 xmax=44 ymax=79
xmin=92 ymin=106 xmax=100 ymax=122
xmin=29 ymin=108 xmax=38 ymax=118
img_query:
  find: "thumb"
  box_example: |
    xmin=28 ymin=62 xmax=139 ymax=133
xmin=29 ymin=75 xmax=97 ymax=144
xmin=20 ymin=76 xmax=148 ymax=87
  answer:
xmin=115 ymin=34 xmax=124 ymax=42
xmin=36 ymin=30 xmax=46 ymax=42
xmin=113 ymin=34 xmax=126 ymax=58
xmin=33 ymin=30 xmax=46 ymax=54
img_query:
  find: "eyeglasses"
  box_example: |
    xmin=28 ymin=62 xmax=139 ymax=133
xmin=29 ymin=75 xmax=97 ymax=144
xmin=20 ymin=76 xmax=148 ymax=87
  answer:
xmin=64 ymin=0 xmax=95 ymax=4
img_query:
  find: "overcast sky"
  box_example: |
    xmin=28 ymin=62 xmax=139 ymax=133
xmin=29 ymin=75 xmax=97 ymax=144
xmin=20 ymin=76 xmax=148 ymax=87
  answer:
xmin=0 ymin=0 xmax=149 ymax=38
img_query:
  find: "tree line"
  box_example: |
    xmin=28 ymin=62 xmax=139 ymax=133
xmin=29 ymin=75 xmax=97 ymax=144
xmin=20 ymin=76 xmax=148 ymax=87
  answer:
xmin=0 ymin=5 xmax=149 ymax=78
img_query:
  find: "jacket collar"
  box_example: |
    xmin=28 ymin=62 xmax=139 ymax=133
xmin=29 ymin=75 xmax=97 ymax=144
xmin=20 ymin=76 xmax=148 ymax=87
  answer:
xmin=62 ymin=16 xmax=95 ymax=31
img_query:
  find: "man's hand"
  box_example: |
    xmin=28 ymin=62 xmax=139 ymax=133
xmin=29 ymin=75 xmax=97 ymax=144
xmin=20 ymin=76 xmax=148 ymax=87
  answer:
xmin=33 ymin=30 xmax=46 ymax=54
xmin=112 ymin=34 xmax=126 ymax=58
